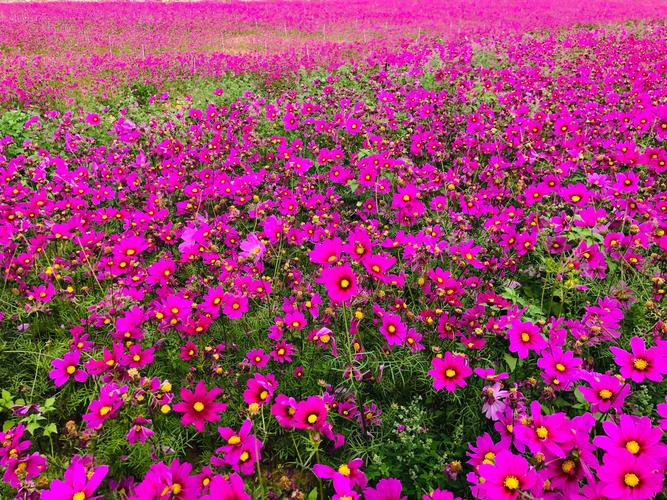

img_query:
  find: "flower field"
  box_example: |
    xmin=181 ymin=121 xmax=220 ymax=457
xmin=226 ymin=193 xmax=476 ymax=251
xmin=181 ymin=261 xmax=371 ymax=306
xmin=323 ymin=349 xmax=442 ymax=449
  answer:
xmin=1 ymin=0 xmax=667 ymax=498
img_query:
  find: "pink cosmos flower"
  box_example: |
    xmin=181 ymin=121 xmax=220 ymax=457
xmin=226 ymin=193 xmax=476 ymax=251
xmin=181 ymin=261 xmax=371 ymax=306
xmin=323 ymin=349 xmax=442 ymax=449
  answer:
xmin=222 ymin=294 xmax=249 ymax=320
xmin=132 ymin=459 xmax=197 ymax=500
xmin=321 ymin=263 xmax=358 ymax=304
xmin=313 ymin=458 xmax=367 ymax=490
xmin=578 ymin=372 xmax=631 ymax=413
xmin=422 ymin=489 xmax=459 ymax=500
xmin=477 ymin=450 xmax=537 ymax=500
xmin=513 ymin=401 xmax=573 ymax=458
xmin=48 ymin=351 xmax=88 ymax=387
xmin=173 ymin=381 xmax=227 ymax=432
xmin=83 ymin=383 xmax=127 ymax=429
xmin=380 ymin=313 xmax=406 ymax=347
xmin=239 ymin=233 xmax=265 ymax=261
xmin=41 ymin=458 xmax=108 ymax=500
xmin=309 ymin=238 xmax=343 ymax=266
xmin=271 ymin=394 xmax=299 ymax=429
xmin=126 ymin=417 xmax=154 ymax=445
xmin=609 ymin=336 xmax=667 ymax=383
xmin=481 ymin=383 xmax=508 ymax=420
xmin=4 ymin=451 xmax=46 ymax=488
xmin=597 ymin=450 xmax=663 ymax=500
xmin=466 ymin=433 xmax=509 ymax=468
xmin=246 ymin=348 xmax=270 ymax=369
xmin=294 ymin=395 xmax=329 ymax=430
xmin=428 ymin=352 xmax=472 ymax=392
xmin=506 ymin=319 xmax=547 ymax=359
xmin=537 ymin=347 xmax=582 ymax=388
xmin=243 ymin=373 xmax=277 ymax=408
xmin=201 ymin=474 xmax=250 ymax=500
xmin=593 ymin=414 xmax=667 ymax=462
xmin=364 ymin=478 xmax=406 ymax=500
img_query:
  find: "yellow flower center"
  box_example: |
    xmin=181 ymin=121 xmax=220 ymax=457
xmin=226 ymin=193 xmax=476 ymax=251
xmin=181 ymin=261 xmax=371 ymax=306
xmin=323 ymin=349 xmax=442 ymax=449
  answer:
xmin=307 ymin=414 xmax=318 ymax=424
xmin=445 ymin=369 xmax=456 ymax=378
xmin=193 ymin=402 xmax=205 ymax=412
xmin=520 ymin=332 xmax=531 ymax=342
xmin=598 ymin=389 xmax=613 ymax=400
xmin=555 ymin=363 xmax=566 ymax=372
xmin=503 ymin=475 xmax=520 ymax=490
xmin=259 ymin=390 xmax=268 ymax=400
xmin=624 ymin=473 xmax=640 ymax=488
xmin=66 ymin=365 xmax=76 ymax=375
xmin=633 ymin=358 xmax=648 ymax=370
xmin=339 ymin=278 xmax=350 ymax=289
xmin=536 ymin=426 xmax=549 ymax=439
xmin=239 ymin=451 xmax=250 ymax=462
xmin=99 ymin=406 xmax=111 ymax=416
xmin=561 ymin=460 xmax=575 ymax=473
xmin=72 ymin=492 xmax=86 ymax=500
xmin=625 ymin=440 xmax=640 ymax=454
xmin=338 ymin=464 xmax=351 ymax=476
xmin=228 ymin=435 xmax=241 ymax=445
xmin=172 ymin=483 xmax=182 ymax=494
xmin=482 ymin=451 xmax=495 ymax=464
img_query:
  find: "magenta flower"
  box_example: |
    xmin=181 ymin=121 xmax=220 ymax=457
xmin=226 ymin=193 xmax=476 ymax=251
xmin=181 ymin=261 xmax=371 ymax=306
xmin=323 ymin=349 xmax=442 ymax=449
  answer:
xmin=507 ymin=319 xmax=546 ymax=359
xmin=294 ymin=395 xmax=329 ymax=430
xmin=309 ymin=238 xmax=343 ymax=266
xmin=593 ymin=414 xmax=667 ymax=462
xmin=380 ymin=313 xmax=407 ymax=347
xmin=243 ymin=373 xmax=277 ymax=409
xmin=321 ymin=263 xmax=358 ymax=304
xmin=481 ymin=383 xmax=508 ymax=420
xmin=48 ymin=351 xmax=88 ymax=387
xmin=132 ymin=459 xmax=197 ymax=499
xmin=41 ymin=458 xmax=108 ymax=500
xmin=364 ymin=478 xmax=406 ymax=500
xmin=201 ymin=474 xmax=250 ymax=500
xmin=239 ymin=233 xmax=265 ymax=261
xmin=428 ymin=352 xmax=472 ymax=392
xmin=597 ymin=450 xmax=663 ymax=500
xmin=126 ymin=417 xmax=154 ymax=445
xmin=313 ymin=458 xmax=367 ymax=490
xmin=513 ymin=401 xmax=573 ymax=458
xmin=4 ymin=452 xmax=46 ymax=488
xmin=173 ymin=381 xmax=227 ymax=432
xmin=578 ymin=372 xmax=631 ymax=413
xmin=246 ymin=348 xmax=270 ymax=369
xmin=609 ymin=336 xmax=667 ymax=383
xmin=222 ymin=294 xmax=249 ymax=320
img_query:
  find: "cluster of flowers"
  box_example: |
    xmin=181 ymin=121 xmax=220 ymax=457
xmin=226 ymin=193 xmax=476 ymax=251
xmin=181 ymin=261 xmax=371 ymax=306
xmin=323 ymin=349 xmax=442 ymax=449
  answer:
xmin=1 ymin=0 xmax=667 ymax=498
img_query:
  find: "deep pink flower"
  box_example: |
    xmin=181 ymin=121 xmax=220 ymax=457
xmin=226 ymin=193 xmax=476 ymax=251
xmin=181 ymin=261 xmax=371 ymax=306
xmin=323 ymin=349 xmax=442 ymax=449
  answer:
xmin=48 ymin=351 xmax=88 ymax=387
xmin=578 ymin=372 xmax=631 ymax=413
xmin=364 ymin=478 xmax=406 ymax=500
xmin=173 ymin=381 xmax=227 ymax=432
xmin=321 ymin=263 xmax=358 ymax=304
xmin=313 ymin=458 xmax=367 ymax=490
xmin=610 ymin=336 xmax=667 ymax=383
xmin=507 ymin=319 xmax=547 ymax=359
xmin=428 ymin=352 xmax=472 ymax=392
xmin=597 ymin=450 xmax=663 ymax=500
xmin=201 ymin=474 xmax=250 ymax=500
xmin=41 ymin=459 xmax=108 ymax=500
xmin=294 ymin=395 xmax=329 ymax=430
xmin=593 ymin=414 xmax=667 ymax=462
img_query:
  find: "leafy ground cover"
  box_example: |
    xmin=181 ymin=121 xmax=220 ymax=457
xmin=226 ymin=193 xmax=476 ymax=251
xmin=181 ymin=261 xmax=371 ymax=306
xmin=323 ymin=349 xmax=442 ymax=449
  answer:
xmin=0 ymin=1 xmax=666 ymax=499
